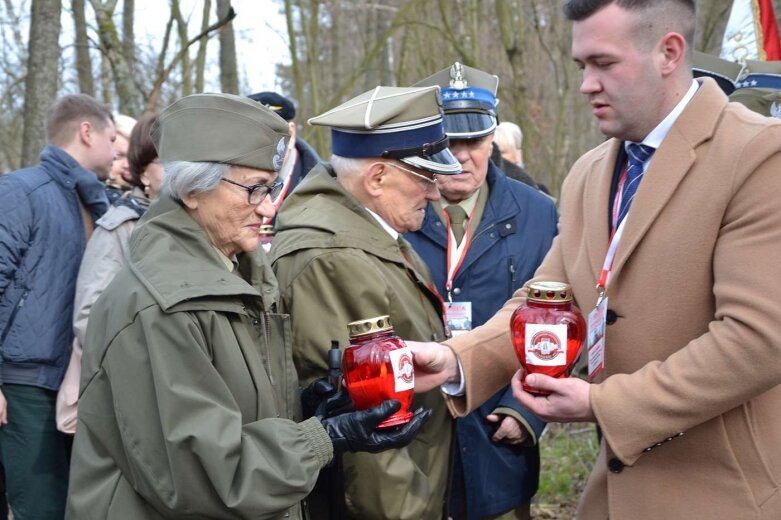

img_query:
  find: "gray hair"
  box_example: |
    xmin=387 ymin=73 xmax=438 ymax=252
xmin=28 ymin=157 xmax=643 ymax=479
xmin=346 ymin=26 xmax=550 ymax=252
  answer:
xmin=329 ymin=154 xmax=372 ymax=179
xmin=162 ymin=161 xmax=232 ymax=201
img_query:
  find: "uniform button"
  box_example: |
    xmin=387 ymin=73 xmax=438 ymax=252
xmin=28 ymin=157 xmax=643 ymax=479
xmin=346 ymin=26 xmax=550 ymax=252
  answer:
xmin=453 ymin=287 xmax=461 ymax=295
xmin=655 ymin=442 xmax=663 ymax=447
xmin=489 ymin=232 xmax=496 ymax=239
xmin=644 ymin=447 xmax=653 ymax=452
xmin=666 ymin=437 xmax=673 ymax=442
xmin=608 ymin=457 xmax=624 ymax=473
xmin=505 ymin=223 xmax=512 ymax=229
xmin=606 ymin=309 xmax=618 ymax=325
xmin=676 ymin=432 xmax=685 ymax=437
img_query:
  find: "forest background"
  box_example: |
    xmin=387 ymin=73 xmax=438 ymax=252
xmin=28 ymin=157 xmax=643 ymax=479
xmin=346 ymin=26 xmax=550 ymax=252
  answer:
xmin=3 ymin=0 xmax=778 ymax=195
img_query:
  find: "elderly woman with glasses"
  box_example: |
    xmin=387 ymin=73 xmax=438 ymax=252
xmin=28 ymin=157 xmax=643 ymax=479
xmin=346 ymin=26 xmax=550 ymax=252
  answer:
xmin=65 ymin=93 xmax=429 ymax=520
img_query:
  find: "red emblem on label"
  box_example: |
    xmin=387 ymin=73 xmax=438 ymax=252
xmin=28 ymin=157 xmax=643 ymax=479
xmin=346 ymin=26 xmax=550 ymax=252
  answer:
xmin=397 ymin=353 xmax=414 ymax=384
xmin=528 ymin=331 xmax=563 ymax=361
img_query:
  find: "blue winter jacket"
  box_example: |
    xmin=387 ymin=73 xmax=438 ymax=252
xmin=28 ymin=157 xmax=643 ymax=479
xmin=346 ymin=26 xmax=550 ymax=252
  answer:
xmin=405 ymin=162 xmax=558 ymax=519
xmin=0 ymin=145 xmax=108 ymax=390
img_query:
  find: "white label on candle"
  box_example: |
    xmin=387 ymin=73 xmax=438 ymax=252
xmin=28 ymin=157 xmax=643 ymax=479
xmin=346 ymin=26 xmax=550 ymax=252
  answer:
xmin=525 ymin=324 xmax=568 ymax=366
xmin=389 ymin=347 xmax=415 ymax=392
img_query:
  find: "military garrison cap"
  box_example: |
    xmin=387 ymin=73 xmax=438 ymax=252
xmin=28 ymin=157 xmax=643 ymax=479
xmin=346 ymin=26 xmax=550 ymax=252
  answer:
xmin=151 ymin=93 xmax=290 ymax=172
xmin=247 ymin=91 xmax=296 ymax=121
xmin=309 ymin=86 xmax=461 ymax=175
xmin=692 ymin=52 xmax=743 ymax=95
xmin=414 ymin=62 xmax=499 ymax=139
xmin=730 ymin=59 xmax=781 ymax=118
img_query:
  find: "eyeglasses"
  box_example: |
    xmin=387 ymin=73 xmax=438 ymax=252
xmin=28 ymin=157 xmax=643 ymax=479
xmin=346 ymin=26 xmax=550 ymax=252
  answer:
xmin=382 ymin=162 xmax=438 ymax=188
xmin=221 ymin=177 xmax=284 ymax=205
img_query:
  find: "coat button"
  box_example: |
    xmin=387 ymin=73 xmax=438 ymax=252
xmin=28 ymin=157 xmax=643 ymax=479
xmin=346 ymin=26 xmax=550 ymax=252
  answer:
xmin=606 ymin=309 xmax=618 ymax=325
xmin=608 ymin=457 xmax=624 ymax=473
xmin=453 ymin=287 xmax=461 ymax=295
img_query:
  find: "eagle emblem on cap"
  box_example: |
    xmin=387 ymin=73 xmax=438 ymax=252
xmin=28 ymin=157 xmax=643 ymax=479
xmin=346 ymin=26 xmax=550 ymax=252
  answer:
xmin=450 ymin=62 xmax=468 ymax=89
xmin=272 ymin=137 xmax=287 ymax=171
xmin=771 ymin=101 xmax=781 ymax=119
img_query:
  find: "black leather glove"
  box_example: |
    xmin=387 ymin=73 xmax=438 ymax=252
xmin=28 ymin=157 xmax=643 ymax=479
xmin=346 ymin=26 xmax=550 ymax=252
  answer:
xmin=321 ymin=400 xmax=432 ymax=454
xmin=301 ymin=378 xmax=354 ymax=420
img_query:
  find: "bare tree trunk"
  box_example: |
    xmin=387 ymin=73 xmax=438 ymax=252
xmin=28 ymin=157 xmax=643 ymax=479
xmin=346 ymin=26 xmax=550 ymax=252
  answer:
xmin=72 ymin=0 xmax=94 ymax=96
xmin=194 ymin=0 xmax=212 ymax=93
xmin=122 ymin=0 xmax=135 ymax=69
xmin=171 ymin=0 xmax=192 ymax=96
xmin=284 ymin=0 xmax=304 ymax=113
xmin=22 ymin=0 xmax=62 ymax=165
xmin=91 ymin=0 xmax=141 ymax=115
xmin=217 ymin=0 xmax=238 ymax=94
xmin=100 ymin=49 xmax=113 ymax=105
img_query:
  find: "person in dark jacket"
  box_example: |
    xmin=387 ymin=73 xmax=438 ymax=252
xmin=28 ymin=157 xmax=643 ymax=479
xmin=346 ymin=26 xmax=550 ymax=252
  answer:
xmin=247 ymin=91 xmax=322 ymax=248
xmin=408 ymin=63 xmax=558 ymax=520
xmin=0 ymin=93 xmax=115 ymax=520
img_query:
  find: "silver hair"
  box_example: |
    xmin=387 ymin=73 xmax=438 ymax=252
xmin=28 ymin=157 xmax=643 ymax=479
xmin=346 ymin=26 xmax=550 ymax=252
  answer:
xmin=329 ymin=154 xmax=371 ymax=178
xmin=161 ymin=161 xmax=232 ymax=201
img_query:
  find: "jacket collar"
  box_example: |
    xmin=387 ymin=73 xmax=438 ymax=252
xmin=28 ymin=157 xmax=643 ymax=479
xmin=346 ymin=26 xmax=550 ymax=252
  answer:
xmin=40 ymin=145 xmax=109 ymax=222
xmin=416 ymin=161 xmax=521 ymax=247
xmin=127 ymin=196 xmax=276 ymax=312
xmin=271 ymin=164 xmax=410 ymax=265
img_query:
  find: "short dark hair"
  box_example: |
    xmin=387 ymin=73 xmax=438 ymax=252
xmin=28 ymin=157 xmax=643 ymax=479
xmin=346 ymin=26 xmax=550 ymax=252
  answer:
xmin=127 ymin=113 xmax=159 ymax=189
xmin=564 ymin=0 xmax=695 ymax=50
xmin=45 ymin=94 xmax=114 ymax=146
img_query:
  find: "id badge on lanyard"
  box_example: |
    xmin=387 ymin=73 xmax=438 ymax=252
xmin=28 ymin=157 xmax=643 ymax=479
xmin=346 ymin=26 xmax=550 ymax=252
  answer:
xmin=443 ymin=208 xmax=474 ymax=336
xmin=587 ymin=170 xmax=628 ymax=382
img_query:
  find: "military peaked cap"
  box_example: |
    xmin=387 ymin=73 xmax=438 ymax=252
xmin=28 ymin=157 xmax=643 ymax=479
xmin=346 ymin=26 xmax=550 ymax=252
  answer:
xmin=309 ymin=85 xmax=461 ymax=175
xmin=414 ymin=62 xmax=499 ymax=139
xmin=730 ymin=59 xmax=781 ymax=118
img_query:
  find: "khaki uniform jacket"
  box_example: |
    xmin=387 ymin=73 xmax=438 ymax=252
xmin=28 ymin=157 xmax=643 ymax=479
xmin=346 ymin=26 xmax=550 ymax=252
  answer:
xmin=270 ymin=165 xmax=452 ymax=520
xmin=65 ymin=197 xmax=333 ymax=520
xmin=444 ymin=78 xmax=781 ymax=519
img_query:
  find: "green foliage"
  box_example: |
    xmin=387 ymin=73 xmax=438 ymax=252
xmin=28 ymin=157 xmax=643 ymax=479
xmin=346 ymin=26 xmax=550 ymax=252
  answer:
xmin=532 ymin=423 xmax=599 ymax=519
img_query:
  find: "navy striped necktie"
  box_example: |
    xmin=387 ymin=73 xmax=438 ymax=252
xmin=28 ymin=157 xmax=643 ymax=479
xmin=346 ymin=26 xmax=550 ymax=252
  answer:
xmin=617 ymin=143 xmax=655 ymax=227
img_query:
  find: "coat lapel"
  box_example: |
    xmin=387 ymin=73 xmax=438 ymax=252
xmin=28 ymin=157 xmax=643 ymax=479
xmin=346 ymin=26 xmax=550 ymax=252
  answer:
xmin=609 ymin=79 xmax=727 ymax=283
xmin=584 ymin=141 xmax=619 ymax=281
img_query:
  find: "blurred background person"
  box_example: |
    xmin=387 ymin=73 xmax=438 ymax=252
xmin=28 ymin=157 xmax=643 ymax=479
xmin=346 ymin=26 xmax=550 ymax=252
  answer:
xmin=56 ymin=113 xmax=161 ymax=435
xmin=104 ymin=113 xmax=137 ymax=203
xmin=0 ymin=93 xmax=113 ymax=520
xmin=247 ymin=91 xmax=322 ymax=249
xmin=494 ymin=121 xmax=552 ymax=195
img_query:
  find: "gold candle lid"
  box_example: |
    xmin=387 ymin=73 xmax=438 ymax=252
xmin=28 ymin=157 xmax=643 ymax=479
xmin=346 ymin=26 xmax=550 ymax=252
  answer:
xmin=348 ymin=315 xmax=393 ymax=337
xmin=258 ymin=224 xmax=275 ymax=235
xmin=527 ymin=281 xmax=572 ymax=303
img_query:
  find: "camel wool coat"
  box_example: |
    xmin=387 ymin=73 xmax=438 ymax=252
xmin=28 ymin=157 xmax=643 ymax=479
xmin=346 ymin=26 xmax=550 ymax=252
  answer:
xmin=444 ymin=78 xmax=781 ymax=520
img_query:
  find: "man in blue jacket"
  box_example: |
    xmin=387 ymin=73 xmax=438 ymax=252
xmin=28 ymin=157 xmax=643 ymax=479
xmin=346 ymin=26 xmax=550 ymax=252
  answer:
xmin=0 ymin=94 xmax=114 ymax=520
xmin=406 ymin=63 xmax=558 ymax=520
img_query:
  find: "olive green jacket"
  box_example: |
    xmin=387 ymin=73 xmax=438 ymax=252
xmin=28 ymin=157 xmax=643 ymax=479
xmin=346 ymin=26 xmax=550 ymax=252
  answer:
xmin=270 ymin=165 xmax=452 ymax=520
xmin=65 ymin=197 xmax=333 ymax=520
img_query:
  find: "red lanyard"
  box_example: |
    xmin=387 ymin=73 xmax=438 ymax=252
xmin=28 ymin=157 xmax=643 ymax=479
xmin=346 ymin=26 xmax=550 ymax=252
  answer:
xmin=596 ymin=163 xmax=630 ymax=306
xmin=443 ymin=205 xmax=475 ymax=302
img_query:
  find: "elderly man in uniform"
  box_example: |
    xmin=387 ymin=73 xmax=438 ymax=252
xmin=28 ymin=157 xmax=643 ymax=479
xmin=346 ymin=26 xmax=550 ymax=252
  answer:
xmin=270 ymin=86 xmax=461 ymax=520
xmin=406 ymin=63 xmax=558 ymax=520
xmin=410 ymin=0 xmax=781 ymax=519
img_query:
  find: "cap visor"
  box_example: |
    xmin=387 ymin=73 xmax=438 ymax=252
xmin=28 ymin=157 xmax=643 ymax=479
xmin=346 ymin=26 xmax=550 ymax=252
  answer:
xmin=443 ymin=112 xmax=496 ymax=139
xmin=401 ymin=147 xmax=462 ymax=175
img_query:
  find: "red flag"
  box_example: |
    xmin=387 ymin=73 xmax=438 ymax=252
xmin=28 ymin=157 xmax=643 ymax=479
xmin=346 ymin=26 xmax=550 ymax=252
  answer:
xmin=721 ymin=0 xmax=781 ymax=62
